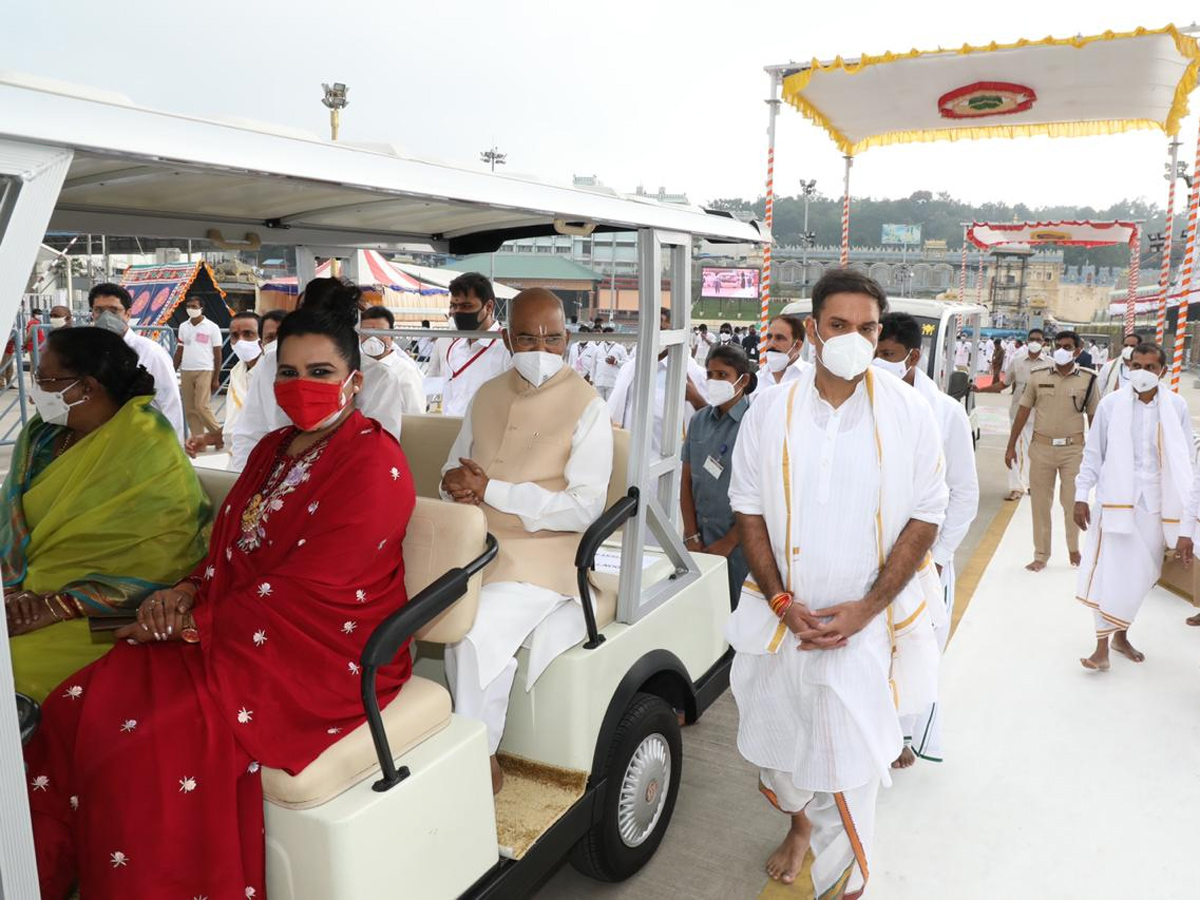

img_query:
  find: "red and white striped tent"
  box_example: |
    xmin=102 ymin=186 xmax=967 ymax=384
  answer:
xmin=315 ymin=249 xmax=426 ymax=292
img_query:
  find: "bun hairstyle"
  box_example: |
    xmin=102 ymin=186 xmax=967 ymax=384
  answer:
xmin=278 ymin=276 xmax=363 ymax=371
xmin=707 ymin=343 xmax=757 ymax=396
xmin=45 ymin=327 xmax=156 ymax=405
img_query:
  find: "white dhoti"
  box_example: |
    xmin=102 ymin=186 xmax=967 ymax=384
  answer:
xmin=444 ymin=581 xmax=587 ymax=753
xmin=758 ymin=768 xmax=877 ymax=900
xmin=1076 ymin=506 xmax=1165 ymax=636
xmin=1007 ymin=411 xmax=1032 ymax=493
xmin=899 ymin=563 xmax=955 ymax=762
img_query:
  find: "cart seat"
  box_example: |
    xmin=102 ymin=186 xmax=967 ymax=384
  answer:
xmin=193 ymin=468 xmax=488 ymax=810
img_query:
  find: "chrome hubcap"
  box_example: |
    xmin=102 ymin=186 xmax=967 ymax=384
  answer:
xmin=617 ymin=733 xmax=671 ymax=848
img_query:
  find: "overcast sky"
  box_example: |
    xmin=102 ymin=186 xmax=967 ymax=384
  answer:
xmin=3 ymin=1 xmax=1197 ymax=210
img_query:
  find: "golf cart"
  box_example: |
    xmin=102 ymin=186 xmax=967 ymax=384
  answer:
xmin=0 ymin=73 xmax=765 ymax=899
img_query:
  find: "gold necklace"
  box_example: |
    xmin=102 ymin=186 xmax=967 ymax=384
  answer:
xmin=57 ymin=430 xmax=77 ymax=456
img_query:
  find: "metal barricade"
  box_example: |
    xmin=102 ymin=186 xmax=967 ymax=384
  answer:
xmin=0 ymin=319 xmax=29 ymax=448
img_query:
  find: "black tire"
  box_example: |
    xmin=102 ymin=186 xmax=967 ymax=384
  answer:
xmin=570 ymin=692 xmax=682 ymax=882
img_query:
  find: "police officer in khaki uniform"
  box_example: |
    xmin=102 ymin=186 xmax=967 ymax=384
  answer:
xmin=1005 ymin=330 xmax=1099 ymax=572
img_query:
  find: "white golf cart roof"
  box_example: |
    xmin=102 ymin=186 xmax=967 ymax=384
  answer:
xmin=0 ymin=72 xmax=764 ymax=251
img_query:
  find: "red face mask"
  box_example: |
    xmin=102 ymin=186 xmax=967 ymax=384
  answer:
xmin=274 ymin=375 xmax=354 ymax=431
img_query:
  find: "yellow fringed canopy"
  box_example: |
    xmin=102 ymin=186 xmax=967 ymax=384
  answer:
xmin=779 ymin=25 xmax=1200 ymax=156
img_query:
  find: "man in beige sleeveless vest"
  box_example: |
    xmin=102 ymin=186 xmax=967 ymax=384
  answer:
xmin=441 ymin=288 xmax=614 ymax=793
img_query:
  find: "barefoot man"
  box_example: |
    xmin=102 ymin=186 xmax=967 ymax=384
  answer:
xmin=440 ymin=288 xmax=613 ymax=793
xmin=727 ymin=269 xmax=947 ymax=892
xmin=1005 ymin=331 xmax=1099 ymax=572
xmin=1074 ymin=343 xmax=1195 ymax=670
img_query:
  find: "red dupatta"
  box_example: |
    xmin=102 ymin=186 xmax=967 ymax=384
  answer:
xmin=192 ymin=409 xmax=416 ymax=774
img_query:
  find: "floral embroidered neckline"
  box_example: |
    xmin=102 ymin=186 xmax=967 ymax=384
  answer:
xmin=236 ymin=428 xmax=336 ymax=553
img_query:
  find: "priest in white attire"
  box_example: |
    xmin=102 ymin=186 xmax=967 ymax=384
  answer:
xmin=1074 ymin=342 xmax=1194 ymax=670
xmin=727 ymin=269 xmax=947 ymax=893
xmin=1096 ymin=331 xmax=1143 ymax=398
xmin=441 ymin=288 xmax=613 ymax=794
xmin=874 ymin=312 xmax=979 ymax=768
xmin=428 ymin=271 xmax=511 ymax=416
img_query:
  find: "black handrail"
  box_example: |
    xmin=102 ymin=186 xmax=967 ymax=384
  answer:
xmin=361 ymin=533 xmax=498 ymax=792
xmin=574 ymin=487 xmax=639 ymax=650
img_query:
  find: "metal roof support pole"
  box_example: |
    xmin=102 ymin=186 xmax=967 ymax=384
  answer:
xmin=617 ymin=230 xmax=700 ymax=625
xmin=0 ymin=138 xmax=74 ymax=900
xmin=295 ymin=246 xmax=318 ymax=291
xmin=1156 ymin=138 xmax=1182 ymax=346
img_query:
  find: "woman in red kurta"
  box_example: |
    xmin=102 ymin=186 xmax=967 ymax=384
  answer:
xmin=25 ymin=298 xmax=416 ymax=899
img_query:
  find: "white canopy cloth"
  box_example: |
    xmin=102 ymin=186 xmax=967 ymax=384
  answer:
xmin=966 ymin=220 xmax=1139 ymax=249
xmin=779 ymin=26 xmax=1199 ymax=156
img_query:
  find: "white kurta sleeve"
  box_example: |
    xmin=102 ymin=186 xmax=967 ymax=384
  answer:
xmin=229 ymin=349 xmax=283 ymax=471
xmin=931 ymin=400 xmax=980 ymax=567
xmin=439 ymin=403 xmax=477 ymax=502
xmin=426 ymin=338 xmax=446 ymax=377
xmin=908 ymin=399 xmax=949 ymax=527
xmin=139 ymin=339 xmax=184 ymax=441
xmin=395 ymin=360 xmax=427 ymax=414
xmin=483 ymin=397 xmax=613 ymax=533
xmin=357 ymin=357 xmax=404 ymax=441
xmin=728 ymin=391 xmax=768 ymax=516
xmin=1074 ymin=398 xmax=1110 ymax=502
xmin=607 ymin=360 xmax=636 ymax=426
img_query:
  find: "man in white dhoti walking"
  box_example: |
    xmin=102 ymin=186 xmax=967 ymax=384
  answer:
xmin=440 ymin=288 xmax=613 ymax=793
xmin=727 ymin=269 xmax=948 ymax=894
xmin=1074 ymin=343 xmax=1195 ymax=670
xmin=874 ymin=313 xmax=979 ymax=767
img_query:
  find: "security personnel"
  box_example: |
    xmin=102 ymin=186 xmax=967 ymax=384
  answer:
xmin=1005 ymin=330 xmax=1099 ymax=572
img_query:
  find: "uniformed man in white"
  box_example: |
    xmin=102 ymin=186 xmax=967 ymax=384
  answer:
xmin=428 ymin=271 xmax=510 ymax=416
xmin=228 ymin=278 xmax=408 ymax=470
xmin=1005 ymin=331 xmax=1099 ymax=571
xmin=359 ymin=305 xmax=426 ymax=414
xmin=1096 ymin=332 xmax=1143 ymax=398
xmin=980 ymin=327 xmax=1050 ymax=500
xmin=87 ymin=283 xmax=185 ymax=440
xmin=728 ymin=269 xmax=947 ymax=893
xmin=1075 ymin=343 xmax=1194 ymax=669
xmin=874 ymin=312 xmax=979 ymax=767
xmin=441 ymin=288 xmax=613 ymax=795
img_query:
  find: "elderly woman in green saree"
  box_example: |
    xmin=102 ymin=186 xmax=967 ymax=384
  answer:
xmin=2 ymin=327 xmax=210 ymax=700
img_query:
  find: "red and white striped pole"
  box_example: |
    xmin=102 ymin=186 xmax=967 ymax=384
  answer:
xmin=839 ymin=155 xmax=853 ymax=267
xmin=976 ymin=252 xmax=985 ymax=305
xmin=1169 ymin=124 xmax=1200 ymax=392
xmin=758 ymin=75 xmax=781 ymax=356
xmin=1125 ymin=226 xmax=1140 ymax=337
xmin=1155 ymin=139 xmax=1181 ymax=346
xmin=959 ymin=227 xmax=969 ymax=301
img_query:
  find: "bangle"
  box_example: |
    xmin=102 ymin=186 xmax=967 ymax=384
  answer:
xmin=768 ymin=592 xmax=793 ymax=618
xmin=684 ymin=533 xmax=701 ymax=544
xmin=43 ymin=597 xmax=62 ymax=621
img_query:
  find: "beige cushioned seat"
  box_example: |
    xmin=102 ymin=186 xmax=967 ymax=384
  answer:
xmin=194 ymin=466 xmax=487 ymax=809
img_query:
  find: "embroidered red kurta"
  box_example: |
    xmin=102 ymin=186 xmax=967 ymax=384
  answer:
xmin=25 ymin=410 xmax=416 ymax=899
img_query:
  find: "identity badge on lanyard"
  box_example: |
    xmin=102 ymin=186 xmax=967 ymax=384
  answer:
xmin=703 ymin=443 xmax=728 ymax=480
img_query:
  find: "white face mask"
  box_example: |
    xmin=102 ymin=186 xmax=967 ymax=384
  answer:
xmin=49 ymin=316 xmax=68 ymax=329
xmin=1026 ymin=341 xmax=1043 ymax=356
xmin=512 ymin=351 xmax=564 ymax=388
xmin=232 ymin=339 xmax=263 ymax=364
xmin=719 ymin=333 xmax=731 ymax=343
xmin=359 ymin=336 xmax=387 ymax=360
xmin=30 ymin=380 xmax=85 ymax=426
xmin=764 ymin=350 xmax=793 ymax=373
xmin=871 ymin=356 xmax=911 ymax=380
xmin=815 ymin=330 xmax=876 ymax=381
xmin=1052 ymin=347 xmax=1075 ymax=367
xmin=1129 ymin=369 xmax=1160 ymax=393
xmin=1121 ymin=346 xmax=1135 ymax=362
xmin=186 ymin=307 xmax=203 ymax=320
xmin=706 ymin=375 xmax=744 ymax=407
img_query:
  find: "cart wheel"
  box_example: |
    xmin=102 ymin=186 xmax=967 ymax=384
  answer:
xmin=571 ymin=692 xmax=682 ymax=882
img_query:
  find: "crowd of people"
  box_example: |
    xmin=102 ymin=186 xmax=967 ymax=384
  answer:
xmin=6 ymin=262 xmax=1195 ymax=898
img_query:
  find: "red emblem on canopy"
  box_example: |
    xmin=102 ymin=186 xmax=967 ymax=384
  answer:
xmin=937 ymin=82 xmax=1037 ymax=119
